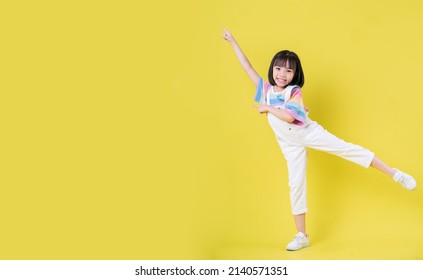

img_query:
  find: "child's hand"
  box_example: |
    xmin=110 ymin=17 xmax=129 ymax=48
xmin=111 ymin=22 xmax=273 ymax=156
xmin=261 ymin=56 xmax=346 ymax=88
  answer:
xmin=222 ymin=27 xmax=235 ymax=43
xmin=253 ymin=104 xmax=269 ymax=114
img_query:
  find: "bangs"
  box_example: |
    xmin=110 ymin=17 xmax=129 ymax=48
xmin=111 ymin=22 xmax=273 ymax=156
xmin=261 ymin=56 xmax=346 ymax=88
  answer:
xmin=273 ymin=57 xmax=297 ymax=72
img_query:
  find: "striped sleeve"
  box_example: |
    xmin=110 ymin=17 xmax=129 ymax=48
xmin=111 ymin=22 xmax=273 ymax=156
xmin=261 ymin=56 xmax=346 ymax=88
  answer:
xmin=285 ymin=86 xmax=306 ymax=126
xmin=254 ymin=77 xmax=271 ymax=103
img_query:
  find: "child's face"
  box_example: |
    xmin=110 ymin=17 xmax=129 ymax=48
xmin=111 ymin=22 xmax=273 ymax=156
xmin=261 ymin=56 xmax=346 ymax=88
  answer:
xmin=273 ymin=62 xmax=294 ymax=89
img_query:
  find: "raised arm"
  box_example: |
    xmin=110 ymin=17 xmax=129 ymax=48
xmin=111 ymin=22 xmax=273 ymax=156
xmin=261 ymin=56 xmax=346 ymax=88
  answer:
xmin=222 ymin=28 xmax=260 ymax=87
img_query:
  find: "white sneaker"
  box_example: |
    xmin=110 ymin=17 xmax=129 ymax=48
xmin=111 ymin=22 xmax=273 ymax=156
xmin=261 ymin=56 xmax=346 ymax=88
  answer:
xmin=286 ymin=232 xmax=310 ymax=251
xmin=393 ymin=168 xmax=416 ymax=191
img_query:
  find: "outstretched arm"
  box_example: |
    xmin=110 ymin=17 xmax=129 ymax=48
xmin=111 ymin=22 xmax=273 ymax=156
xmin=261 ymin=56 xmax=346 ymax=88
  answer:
xmin=222 ymin=27 xmax=260 ymax=87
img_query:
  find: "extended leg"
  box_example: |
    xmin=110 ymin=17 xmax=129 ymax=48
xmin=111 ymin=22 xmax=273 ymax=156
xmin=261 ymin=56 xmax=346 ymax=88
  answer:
xmin=370 ymin=156 xmax=416 ymax=190
xmin=370 ymin=156 xmax=395 ymax=177
xmin=305 ymin=122 xmax=416 ymax=190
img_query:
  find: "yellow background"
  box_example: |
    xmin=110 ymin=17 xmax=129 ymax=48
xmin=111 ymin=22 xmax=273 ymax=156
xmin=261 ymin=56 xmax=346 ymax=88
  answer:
xmin=1 ymin=0 xmax=422 ymax=259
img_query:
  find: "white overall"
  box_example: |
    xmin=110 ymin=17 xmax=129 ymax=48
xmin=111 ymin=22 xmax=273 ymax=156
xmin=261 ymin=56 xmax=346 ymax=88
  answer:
xmin=267 ymin=86 xmax=374 ymax=215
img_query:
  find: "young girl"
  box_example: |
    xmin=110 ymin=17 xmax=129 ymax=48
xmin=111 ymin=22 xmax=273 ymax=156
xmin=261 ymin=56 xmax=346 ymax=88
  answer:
xmin=221 ymin=28 xmax=417 ymax=251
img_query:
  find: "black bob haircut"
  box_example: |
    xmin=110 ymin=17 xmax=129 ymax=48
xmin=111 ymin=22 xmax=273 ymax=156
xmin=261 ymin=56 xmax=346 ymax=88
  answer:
xmin=268 ymin=50 xmax=305 ymax=88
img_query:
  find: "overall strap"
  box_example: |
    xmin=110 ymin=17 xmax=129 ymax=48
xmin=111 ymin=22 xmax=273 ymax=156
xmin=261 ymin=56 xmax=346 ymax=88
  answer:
xmin=282 ymin=85 xmax=295 ymax=109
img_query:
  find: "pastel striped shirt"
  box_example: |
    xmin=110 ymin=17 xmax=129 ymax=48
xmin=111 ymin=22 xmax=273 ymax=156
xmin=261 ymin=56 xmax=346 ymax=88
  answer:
xmin=254 ymin=77 xmax=307 ymax=126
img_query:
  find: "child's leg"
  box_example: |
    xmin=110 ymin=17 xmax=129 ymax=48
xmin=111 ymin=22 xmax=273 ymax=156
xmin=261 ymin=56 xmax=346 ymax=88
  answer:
xmin=278 ymin=143 xmax=310 ymax=250
xmin=304 ymin=121 xmax=416 ymax=190
xmin=304 ymin=122 xmax=374 ymax=168
xmin=294 ymin=213 xmax=306 ymax=234
xmin=280 ymin=144 xmax=308 ymax=221
xmin=277 ymin=140 xmax=308 ymax=222
xmin=370 ymin=156 xmax=395 ymax=177
xmin=286 ymin=213 xmax=309 ymax=251
xmin=370 ymin=156 xmax=416 ymax=190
